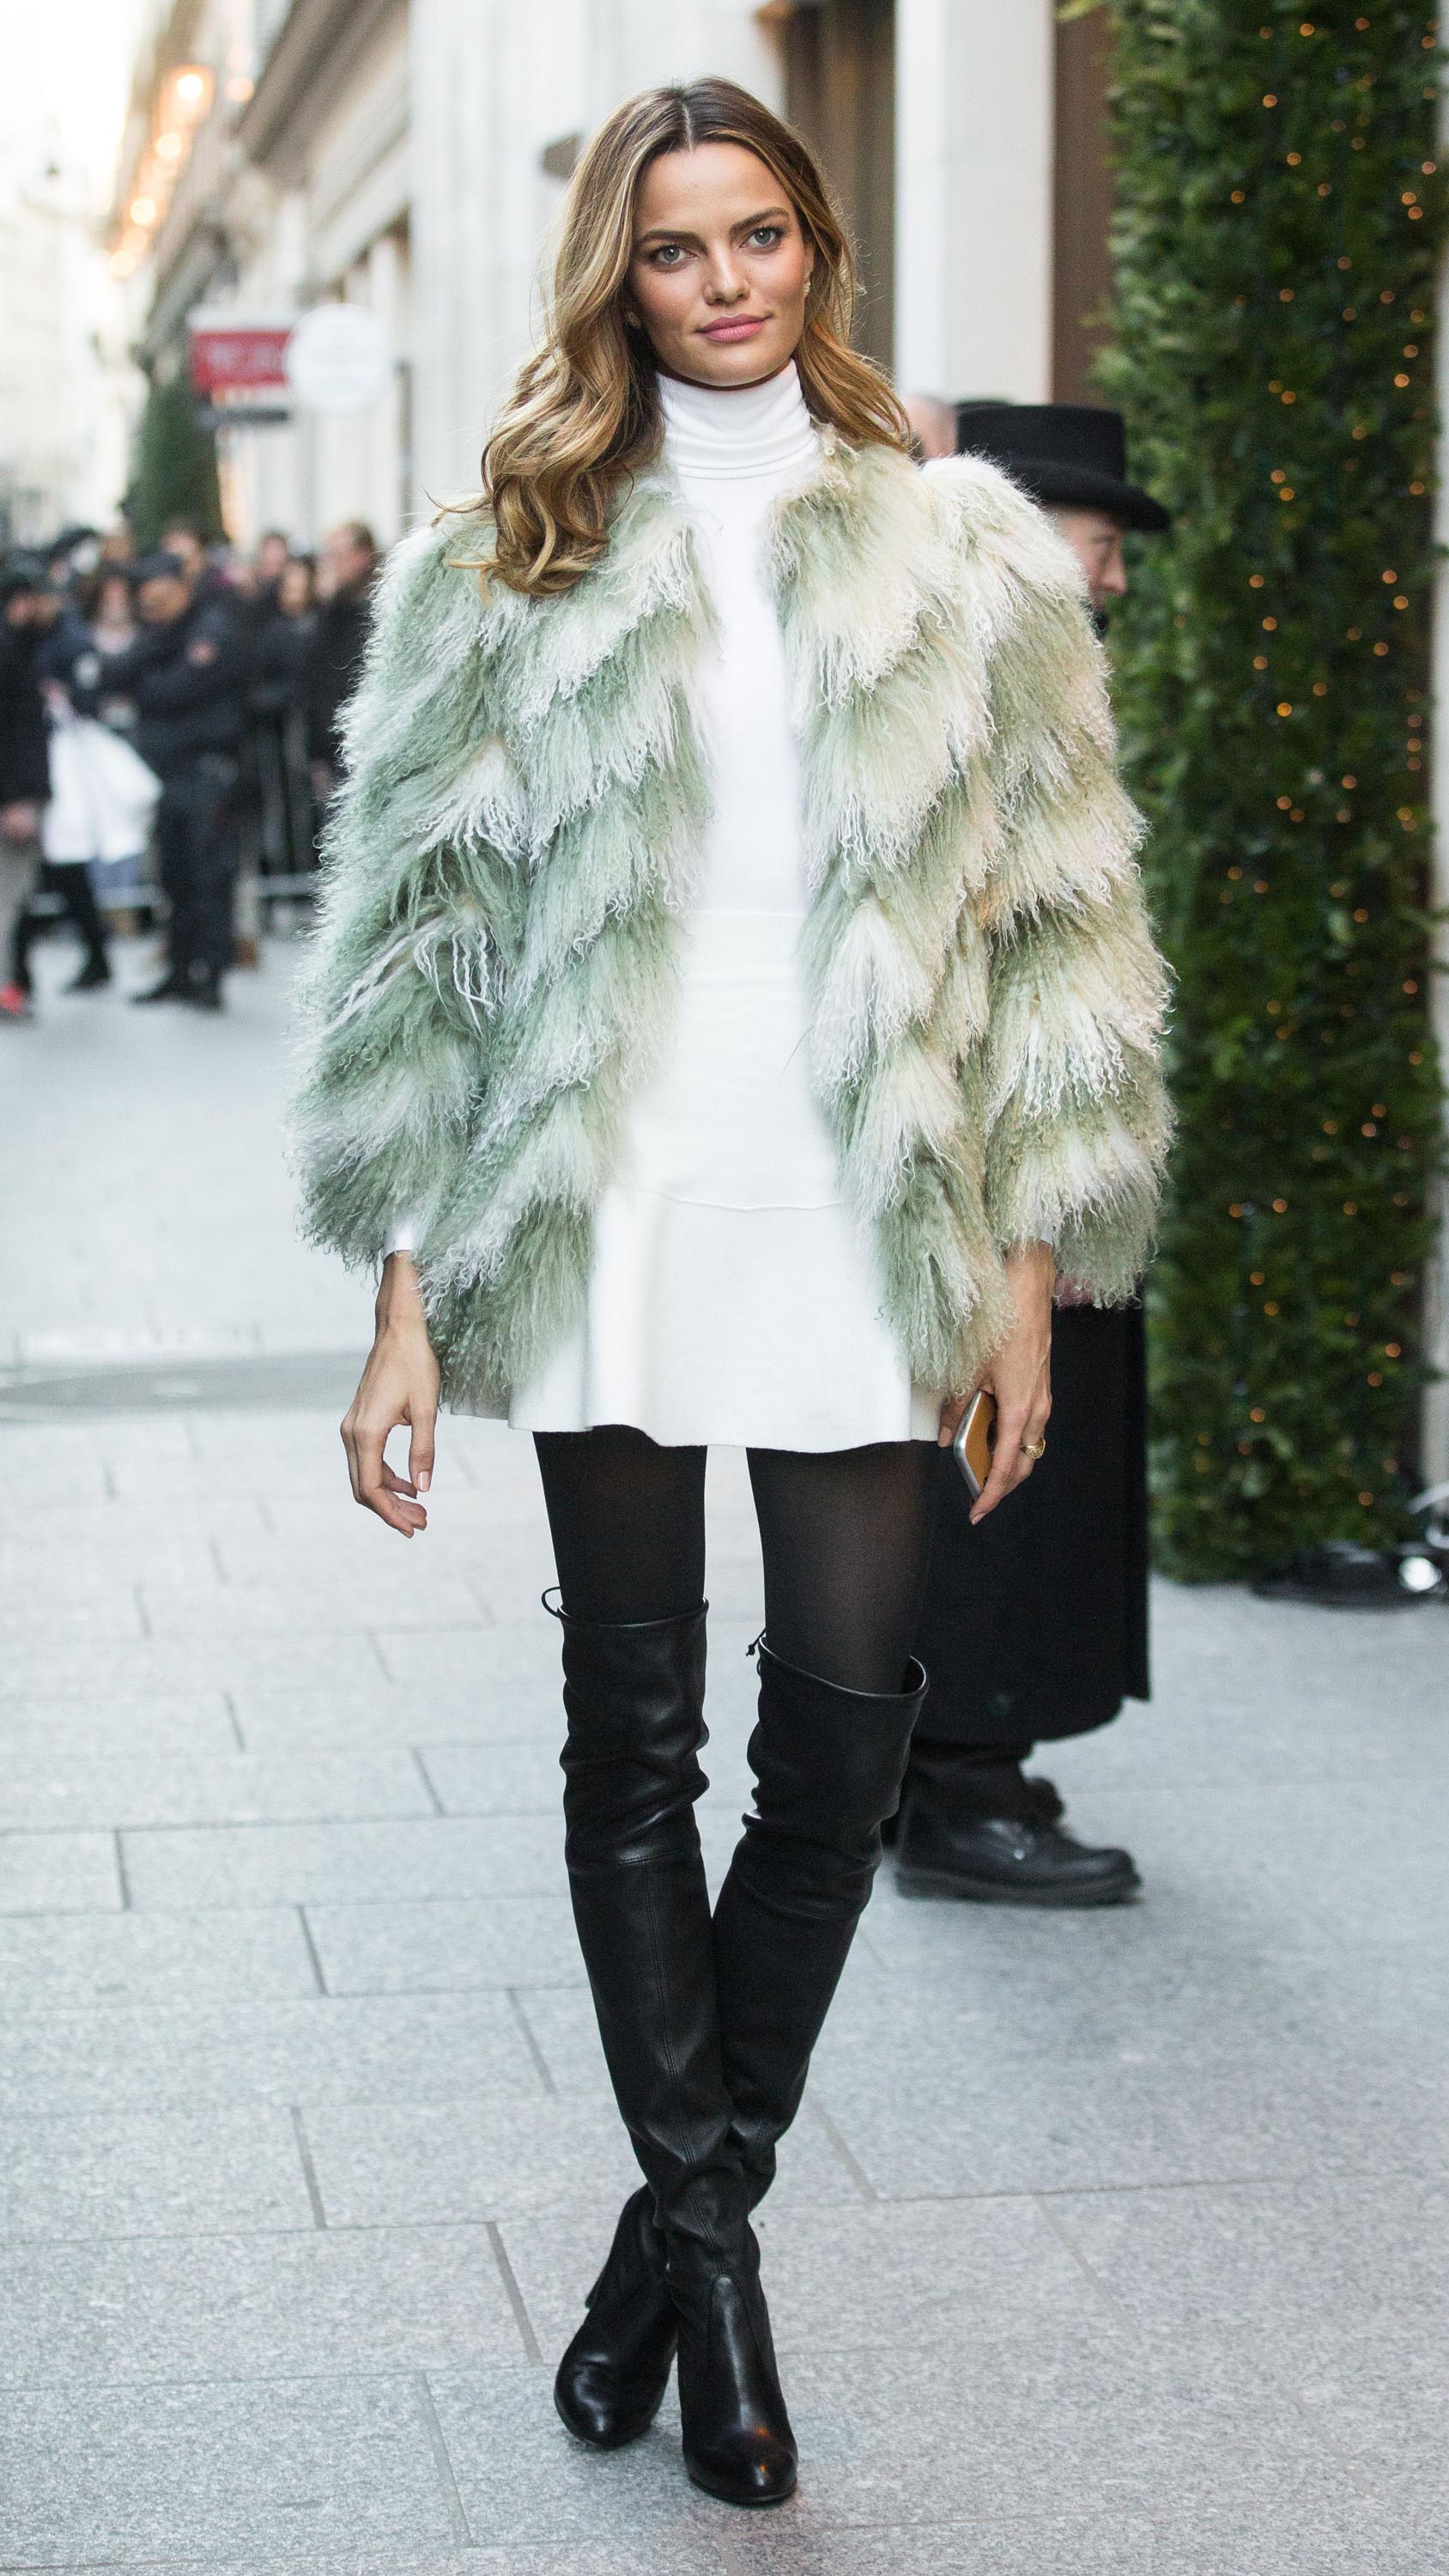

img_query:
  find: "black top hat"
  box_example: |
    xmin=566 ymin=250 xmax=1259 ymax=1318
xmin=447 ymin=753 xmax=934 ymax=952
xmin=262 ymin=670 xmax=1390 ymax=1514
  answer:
xmin=955 ymin=402 xmax=1170 ymax=534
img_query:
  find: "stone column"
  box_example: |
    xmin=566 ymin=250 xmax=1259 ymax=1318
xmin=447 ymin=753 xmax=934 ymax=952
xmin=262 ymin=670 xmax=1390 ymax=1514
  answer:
xmin=894 ymin=0 xmax=1054 ymax=404
xmin=409 ymin=0 xmax=783 ymax=511
xmin=408 ymin=0 xmax=519 ymax=510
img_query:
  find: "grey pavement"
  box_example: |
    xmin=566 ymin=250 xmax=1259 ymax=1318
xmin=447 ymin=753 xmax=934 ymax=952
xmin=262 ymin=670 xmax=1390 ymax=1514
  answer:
xmin=1 ymin=933 xmax=1446 ymax=2573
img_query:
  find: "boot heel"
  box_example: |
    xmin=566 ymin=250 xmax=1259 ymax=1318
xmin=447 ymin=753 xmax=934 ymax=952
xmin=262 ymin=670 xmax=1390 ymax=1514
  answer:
xmin=675 ymin=2254 xmax=797 ymax=2506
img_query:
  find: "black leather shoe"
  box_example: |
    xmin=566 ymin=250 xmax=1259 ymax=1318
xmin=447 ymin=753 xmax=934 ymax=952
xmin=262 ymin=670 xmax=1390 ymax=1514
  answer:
xmin=555 ymin=2186 xmax=676 ymax=2449
xmin=895 ymin=1783 xmax=1140 ymax=1906
xmin=671 ymin=2234 xmax=797 ymax=2507
xmin=64 ymin=956 xmax=112 ymax=993
xmin=131 ymin=972 xmax=189 ymax=1005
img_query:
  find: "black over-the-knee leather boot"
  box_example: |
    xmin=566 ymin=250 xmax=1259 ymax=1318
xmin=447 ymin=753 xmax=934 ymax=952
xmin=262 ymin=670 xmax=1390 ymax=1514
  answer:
xmin=563 ymin=1633 xmax=926 ymax=2446
xmin=712 ymin=1637 xmax=928 ymax=2203
xmin=547 ymin=1600 xmax=796 ymax=2506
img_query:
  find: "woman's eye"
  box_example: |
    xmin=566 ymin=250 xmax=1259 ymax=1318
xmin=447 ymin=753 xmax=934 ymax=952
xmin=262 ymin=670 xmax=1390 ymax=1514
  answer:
xmin=749 ymin=226 xmax=785 ymax=249
xmin=650 ymin=245 xmax=685 ymax=267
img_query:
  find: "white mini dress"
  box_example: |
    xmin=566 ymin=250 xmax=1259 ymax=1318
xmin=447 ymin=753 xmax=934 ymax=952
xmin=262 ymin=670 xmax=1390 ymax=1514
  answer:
xmin=399 ymin=365 xmax=941 ymax=1452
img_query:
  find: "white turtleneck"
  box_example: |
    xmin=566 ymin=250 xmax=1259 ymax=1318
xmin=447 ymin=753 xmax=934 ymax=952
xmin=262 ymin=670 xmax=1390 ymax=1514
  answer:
xmin=384 ymin=365 xmax=821 ymax=1263
xmin=658 ymin=363 xmax=819 ymax=914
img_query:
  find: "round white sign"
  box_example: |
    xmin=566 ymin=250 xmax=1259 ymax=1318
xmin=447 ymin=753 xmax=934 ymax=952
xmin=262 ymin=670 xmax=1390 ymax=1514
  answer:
xmin=285 ymin=304 xmax=391 ymax=416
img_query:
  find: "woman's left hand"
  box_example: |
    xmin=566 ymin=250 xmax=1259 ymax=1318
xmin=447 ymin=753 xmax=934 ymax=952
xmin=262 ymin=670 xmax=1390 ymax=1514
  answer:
xmin=937 ymin=1240 xmax=1054 ymax=1526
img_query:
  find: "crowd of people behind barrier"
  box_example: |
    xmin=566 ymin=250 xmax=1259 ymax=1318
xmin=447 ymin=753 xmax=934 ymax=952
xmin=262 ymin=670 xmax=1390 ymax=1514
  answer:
xmin=0 ymin=515 xmax=378 ymax=1020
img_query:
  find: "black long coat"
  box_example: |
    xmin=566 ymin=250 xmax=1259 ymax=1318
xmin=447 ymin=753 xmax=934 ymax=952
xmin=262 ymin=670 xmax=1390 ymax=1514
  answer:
xmin=912 ymin=1303 xmax=1150 ymax=1752
xmin=304 ymin=580 xmax=373 ymax=767
xmin=0 ymin=625 xmax=51 ymax=805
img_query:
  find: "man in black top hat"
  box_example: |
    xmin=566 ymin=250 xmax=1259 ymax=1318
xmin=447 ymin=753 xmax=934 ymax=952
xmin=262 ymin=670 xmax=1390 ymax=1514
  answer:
xmin=106 ymin=550 xmax=247 ymax=1011
xmin=896 ymin=402 xmax=1170 ymax=1907
xmin=954 ymin=400 xmax=1171 ymax=542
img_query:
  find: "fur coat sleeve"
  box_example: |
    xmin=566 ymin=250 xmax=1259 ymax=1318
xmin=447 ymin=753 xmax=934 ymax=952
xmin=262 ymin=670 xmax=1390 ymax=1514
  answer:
xmin=291 ymin=511 xmax=523 ymax=1267
xmin=930 ymin=459 xmax=1173 ymax=1303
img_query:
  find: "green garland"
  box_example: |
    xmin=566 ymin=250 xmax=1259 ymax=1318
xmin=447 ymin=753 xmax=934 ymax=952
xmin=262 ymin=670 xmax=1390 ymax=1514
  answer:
xmin=1094 ymin=0 xmax=1446 ymax=1577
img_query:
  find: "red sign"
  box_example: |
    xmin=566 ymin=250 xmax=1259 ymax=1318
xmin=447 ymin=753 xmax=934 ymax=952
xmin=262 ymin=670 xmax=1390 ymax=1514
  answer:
xmin=188 ymin=324 xmax=292 ymax=394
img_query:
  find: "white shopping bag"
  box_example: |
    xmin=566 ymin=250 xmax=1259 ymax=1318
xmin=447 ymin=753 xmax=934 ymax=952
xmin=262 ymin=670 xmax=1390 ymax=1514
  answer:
xmin=42 ymin=713 xmax=161 ymax=866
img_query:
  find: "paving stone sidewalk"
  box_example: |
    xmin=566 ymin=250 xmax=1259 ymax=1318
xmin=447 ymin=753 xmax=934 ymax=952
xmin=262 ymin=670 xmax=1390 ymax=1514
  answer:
xmin=2 ymin=940 xmax=1446 ymax=2574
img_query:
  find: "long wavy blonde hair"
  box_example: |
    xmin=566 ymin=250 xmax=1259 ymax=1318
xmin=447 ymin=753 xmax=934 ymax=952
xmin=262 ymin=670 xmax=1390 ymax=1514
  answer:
xmin=470 ymin=78 xmax=908 ymax=596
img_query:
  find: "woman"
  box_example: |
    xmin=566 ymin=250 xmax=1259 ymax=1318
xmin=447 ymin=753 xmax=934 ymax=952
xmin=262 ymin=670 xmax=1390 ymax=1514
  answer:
xmin=7 ymin=568 xmax=155 ymax=1004
xmin=83 ymin=567 xmax=167 ymax=935
xmin=294 ymin=80 xmax=1170 ymax=2509
xmin=27 ymin=569 xmax=155 ymax=979
xmin=26 ymin=568 xmax=152 ymax=968
xmin=81 ymin=567 xmax=138 ymax=666
xmin=252 ymin=554 xmax=318 ymax=897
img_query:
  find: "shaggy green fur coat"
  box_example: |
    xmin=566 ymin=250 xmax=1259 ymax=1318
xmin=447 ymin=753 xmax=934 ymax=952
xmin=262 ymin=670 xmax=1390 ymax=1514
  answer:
xmin=293 ymin=433 xmax=1171 ymax=1414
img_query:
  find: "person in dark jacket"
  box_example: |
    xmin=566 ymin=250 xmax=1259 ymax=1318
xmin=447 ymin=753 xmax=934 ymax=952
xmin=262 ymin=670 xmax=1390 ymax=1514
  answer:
xmin=159 ymin=520 xmax=230 ymax=608
xmin=106 ymin=550 xmax=247 ymax=1011
xmin=304 ymin=522 xmax=377 ymax=783
xmin=251 ymin=555 xmax=318 ymax=888
xmin=0 ymin=560 xmax=56 ymax=1021
xmin=252 ymin=530 xmax=292 ymax=613
xmin=895 ymin=404 xmax=1171 ymax=1907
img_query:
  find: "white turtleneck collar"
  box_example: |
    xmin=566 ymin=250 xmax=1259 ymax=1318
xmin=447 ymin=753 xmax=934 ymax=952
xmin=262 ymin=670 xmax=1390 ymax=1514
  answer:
xmin=658 ymin=360 xmax=818 ymax=483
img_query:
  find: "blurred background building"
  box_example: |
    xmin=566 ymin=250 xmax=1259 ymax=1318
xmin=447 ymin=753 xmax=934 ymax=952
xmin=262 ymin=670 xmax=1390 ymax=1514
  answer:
xmin=0 ymin=2 xmax=142 ymax=541
xmin=104 ymin=0 xmax=1118 ymax=546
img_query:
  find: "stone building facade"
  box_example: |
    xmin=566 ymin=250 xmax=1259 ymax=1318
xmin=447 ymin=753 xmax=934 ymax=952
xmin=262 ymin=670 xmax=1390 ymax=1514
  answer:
xmin=112 ymin=0 xmax=1113 ymax=541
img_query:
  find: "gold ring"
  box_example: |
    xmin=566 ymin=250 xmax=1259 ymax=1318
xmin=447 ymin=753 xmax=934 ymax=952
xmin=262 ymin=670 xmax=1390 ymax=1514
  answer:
xmin=1022 ymin=1437 xmax=1046 ymax=1461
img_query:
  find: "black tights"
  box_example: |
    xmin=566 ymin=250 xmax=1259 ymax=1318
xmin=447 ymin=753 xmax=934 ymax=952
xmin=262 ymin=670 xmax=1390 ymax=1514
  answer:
xmin=535 ymin=1425 xmax=937 ymax=1695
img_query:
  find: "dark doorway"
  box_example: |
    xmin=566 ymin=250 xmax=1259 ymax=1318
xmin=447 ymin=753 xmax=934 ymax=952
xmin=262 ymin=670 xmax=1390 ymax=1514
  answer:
xmin=1053 ymin=2 xmax=1116 ymax=402
xmin=780 ymin=0 xmax=896 ymax=370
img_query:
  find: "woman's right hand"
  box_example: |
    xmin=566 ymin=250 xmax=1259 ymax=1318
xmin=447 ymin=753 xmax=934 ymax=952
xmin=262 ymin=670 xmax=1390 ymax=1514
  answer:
xmin=341 ymin=1254 xmax=440 ymax=1535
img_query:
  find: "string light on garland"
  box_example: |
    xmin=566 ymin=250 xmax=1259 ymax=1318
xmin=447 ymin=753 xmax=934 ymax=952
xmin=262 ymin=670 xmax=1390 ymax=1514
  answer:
xmin=1097 ymin=0 xmax=1445 ymax=1578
